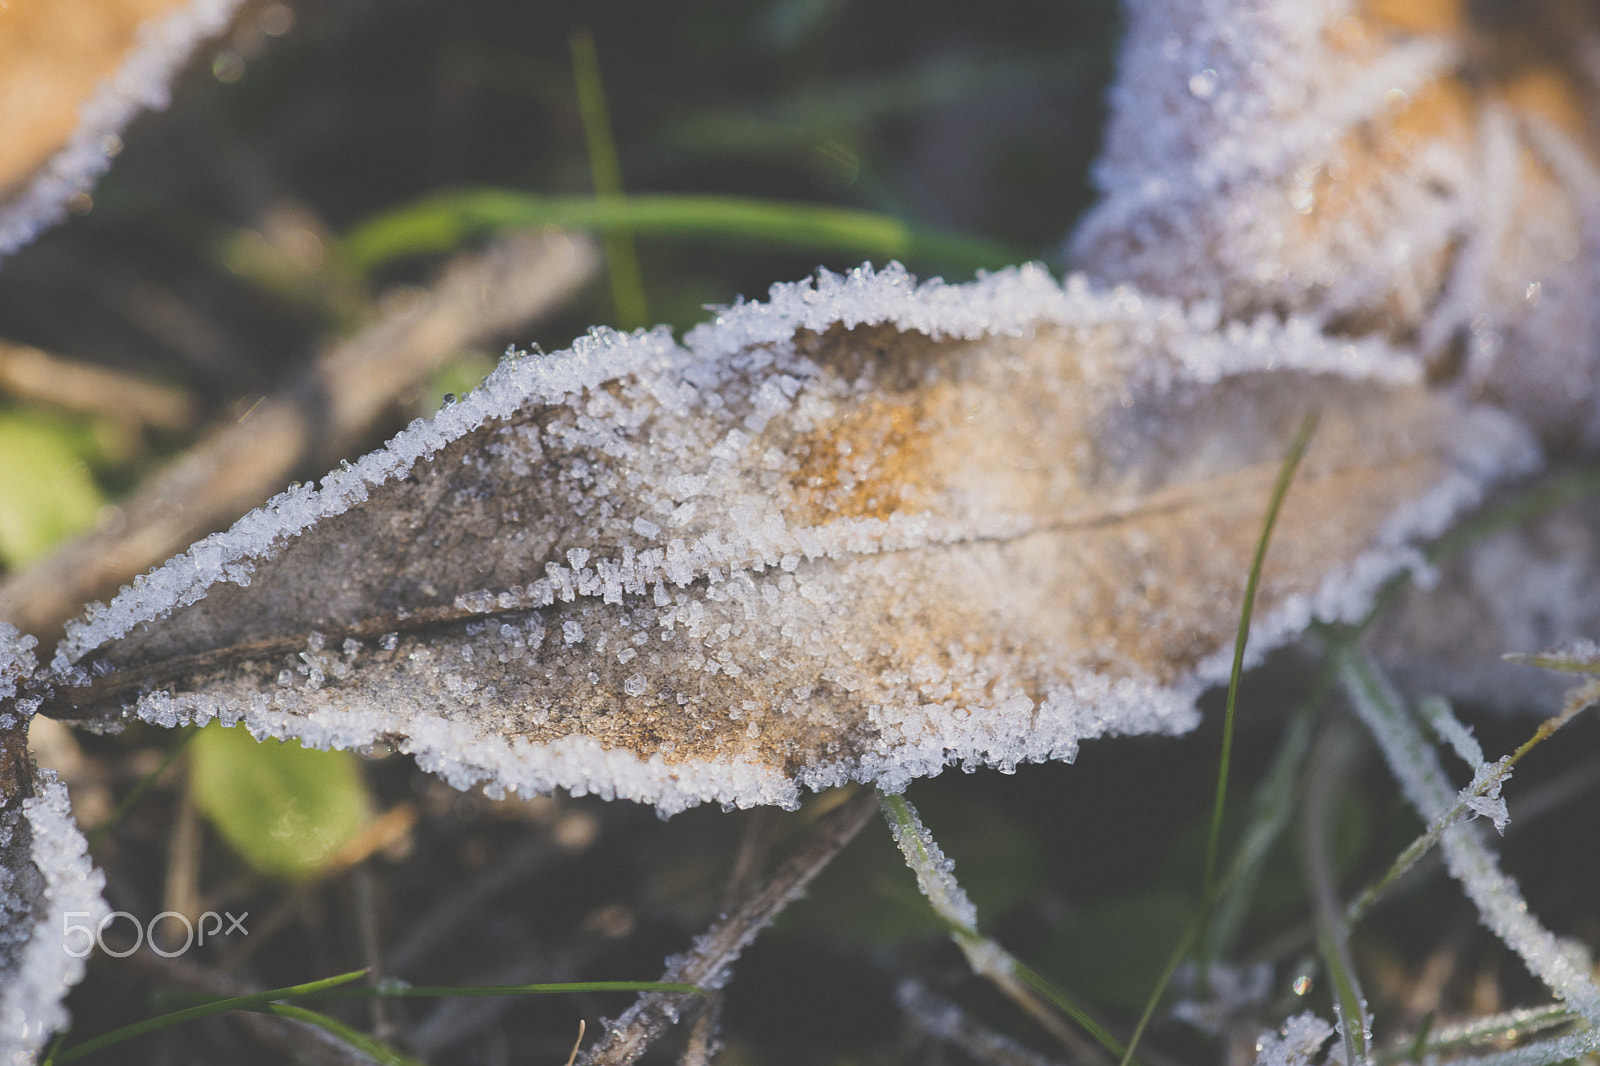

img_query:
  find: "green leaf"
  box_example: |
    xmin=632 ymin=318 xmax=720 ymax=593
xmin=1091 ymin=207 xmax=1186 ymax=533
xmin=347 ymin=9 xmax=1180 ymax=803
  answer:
xmin=189 ymin=723 xmax=371 ymax=880
xmin=0 ymin=409 xmax=107 ymax=569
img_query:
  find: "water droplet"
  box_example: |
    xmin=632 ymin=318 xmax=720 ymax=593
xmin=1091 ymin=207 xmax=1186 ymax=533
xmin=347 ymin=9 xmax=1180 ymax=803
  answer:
xmin=1188 ymin=68 xmax=1218 ymax=99
xmin=1292 ymin=974 xmax=1312 ymax=996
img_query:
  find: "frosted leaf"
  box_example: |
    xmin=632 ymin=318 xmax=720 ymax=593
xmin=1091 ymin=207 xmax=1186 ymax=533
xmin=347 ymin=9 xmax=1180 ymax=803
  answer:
xmin=1375 ymin=492 xmax=1600 ymax=712
xmin=30 ymin=265 xmax=1534 ymax=814
xmin=0 ymin=772 xmax=109 ymax=1063
xmin=0 ymin=0 xmax=249 ymax=260
xmin=1251 ymin=1011 xmax=1333 ymax=1066
xmin=1071 ymin=1 xmax=1600 ymax=448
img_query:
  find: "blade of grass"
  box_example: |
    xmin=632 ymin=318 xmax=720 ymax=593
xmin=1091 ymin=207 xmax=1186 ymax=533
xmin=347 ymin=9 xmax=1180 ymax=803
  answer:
xmin=342 ymin=189 xmax=1024 ymax=276
xmin=1119 ymin=412 xmax=1319 ymax=1066
xmin=1418 ymin=1026 xmax=1600 ymax=1066
xmin=1377 ymin=1002 xmax=1577 ymax=1065
xmin=1345 ymin=676 xmax=1600 ymax=925
xmin=298 ymin=980 xmax=704 ymax=1001
xmin=570 ymin=29 xmax=648 ymax=330
xmin=880 ymin=793 xmax=1128 ymax=1065
xmin=1302 ymin=722 xmax=1372 ymax=1066
xmin=85 ymin=727 xmax=197 ymax=849
xmin=46 ymin=968 xmax=369 ymax=1063
xmin=1203 ymin=411 xmax=1319 ymax=897
xmin=254 ymin=1003 xmax=423 ymax=1066
xmin=1336 ymin=645 xmax=1600 ymax=1025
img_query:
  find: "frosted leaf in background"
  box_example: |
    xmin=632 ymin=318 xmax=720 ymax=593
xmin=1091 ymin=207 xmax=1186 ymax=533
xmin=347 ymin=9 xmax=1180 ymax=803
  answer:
xmin=0 ymin=621 xmax=107 ymax=1064
xmin=28 ymin=265 xmax=1537 ymax=814
xmin=0 ymin=0 xmax=248 ymax=259
xmin=1374 ymin=490 xmax=1600 ymax=712
xmin=0 ymin=776 xmax=109 ymax=1064
xmin=1070 ymin=0 xmax=1600 ymax=448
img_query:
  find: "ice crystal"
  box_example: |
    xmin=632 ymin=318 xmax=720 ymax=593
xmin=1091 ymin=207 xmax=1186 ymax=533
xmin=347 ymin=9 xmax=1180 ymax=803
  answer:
xmin=1251 ymin=1011 xmax=1333 ymax=1066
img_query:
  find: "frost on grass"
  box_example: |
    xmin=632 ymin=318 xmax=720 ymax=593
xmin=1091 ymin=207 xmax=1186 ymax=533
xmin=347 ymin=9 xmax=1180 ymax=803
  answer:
xmin=1340 ymin=650 xmax=1600 ymax=1026
xmin=0 ymin=624 xmax=107 ymax=1064
xmin=1071 ymin=0 xmax=1600 ymax=448
xmin=0 ymin=0 xmax=248 ymax=259
xmin=1250 ymin=1011 xmax=1332 ymax=1066
xmin=30 ymin=265 xmax=1535 ymax=814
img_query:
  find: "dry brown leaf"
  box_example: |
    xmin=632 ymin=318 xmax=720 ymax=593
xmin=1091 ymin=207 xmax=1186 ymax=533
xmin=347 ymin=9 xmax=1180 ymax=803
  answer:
xmin=25 ymin=266 xmax=1536 ymax=813
xmin=0 ymin=0 xmax=246 ymax=256
xmin=1071 ymin=0 xmax=1600 ymax=448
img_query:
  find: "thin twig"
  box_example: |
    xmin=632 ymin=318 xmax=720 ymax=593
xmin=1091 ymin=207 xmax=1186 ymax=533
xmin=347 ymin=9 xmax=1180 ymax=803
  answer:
xmin=679 ymin=808 xmax=777 ymax=1066
xmin=578 ymin=788 xmax=878 ymax=1066
xmin=0 ymin=340 xmax=195 ymax=430
xmin=0 ymin=229 xmax=598 ymax=646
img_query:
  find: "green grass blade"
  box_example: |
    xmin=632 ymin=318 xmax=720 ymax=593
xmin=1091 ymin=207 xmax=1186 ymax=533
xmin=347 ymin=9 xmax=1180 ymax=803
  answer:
xmin=301 ymin=980 xmax=704 ymax=1001
xmin=342 ymin=189 xmax=1024 ymax=277
xmin=880 ymin=793 xmax=1129 ymax=1063
xmin=48 ymin=969 xmax=369 ymax=1063
xmin=1121 ymin=412 xmax=1319 ymax=1066
xmin=569 ymin=29 xmax=648 ymax=329
xmin=85 ymin=728 xmax=197 ymax=849
xmin=1302 ymin=723 xmax=1372 ymax=1066
xmin=1203 ymin=411 xmax=1319 ymax=898
xmin=1008 ymin=956 xmax=1130 ymax=1061
xmin=1117 ymin=916 xmax=1199 ymax=1066
xmin=255 ymin=1003 xmax=424 ymax=1066
xmin=1206 ymin=668 xmax=1327 ymax=960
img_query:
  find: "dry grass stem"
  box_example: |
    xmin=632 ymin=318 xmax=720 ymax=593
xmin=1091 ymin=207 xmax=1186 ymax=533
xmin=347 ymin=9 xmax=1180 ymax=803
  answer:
xmin=0 ymin=228 xmax=598 ymax=643
xmin=578 ymin=788 xmax=878 ymax=1066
